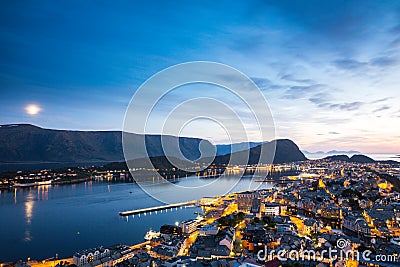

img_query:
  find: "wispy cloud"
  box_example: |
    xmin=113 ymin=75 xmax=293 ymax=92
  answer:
xmin=309 ymin=92 xmax=331 ymax=105
xmin=280 ymin=74 xmax=314 ymax=84
xmin=317 ymin=101 xmax=364 ymax=111
xmin=373 ymin=105 xmax=391 ymax=113
xmin=283 ymin=84 xmax=325 ymax=99
xmin=250 ymin=77 xmax=274 ymax=91
xmin=371 ymin=97 xmax=390 ymax=104
xmin=370 ymin=56 xmax=399 ymax=67
xmin=333 ymin=59 xmax=368 ymax=70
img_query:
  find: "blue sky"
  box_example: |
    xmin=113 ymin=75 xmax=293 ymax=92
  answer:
xmin=1 ymin=0 xmax=399 ymax=152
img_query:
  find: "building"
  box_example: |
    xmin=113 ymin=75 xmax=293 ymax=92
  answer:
xmin=199 ymin=223 xmax=219 ymax=236
xmin=263 ymin=203 xmax=280 ymax=216
xmin=182 ymin=219 xmax=199 ymax=235
xmin=237 ymin=191 xmax=259 ymax=213
xmin=160 ymin=225 xmax=182 ymax=236
xmin=73 ymin=246 xmax=111 ymax=266
xmin=250 ymin=198 xmax=262 ymax=218
xmin=303 ymin=218 xmax=320 ymax=235
xmin=242 ymin=224 xmax=273 ymax=252
xmin=343 ymin=214 xmax=371 ymax=239
xmin=218 ymin=227 xmax=235 ymax=251
xmin=320 ymin=206 xmax=342 ymax=219
xmin=72 ymin=245 xmax=134 ymax=267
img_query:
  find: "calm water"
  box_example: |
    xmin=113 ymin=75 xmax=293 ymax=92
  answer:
xmin=0 ymin=175 xmax=274 ymax=262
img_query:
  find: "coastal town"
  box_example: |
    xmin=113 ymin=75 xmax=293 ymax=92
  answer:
xmin=2 ymin=158 xmax=400 ymax=267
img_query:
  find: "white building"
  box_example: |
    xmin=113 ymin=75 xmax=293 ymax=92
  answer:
xmin=73 ymin=247 xmax=110 ymax=266
xmin=182 ymin=219 xmax=199 ymax=235
xmin=263 ymin=203 xmax=280 ymax=216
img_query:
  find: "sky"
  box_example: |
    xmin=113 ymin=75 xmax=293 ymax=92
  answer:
xmin=0 ymin=0 xmax=400 ymax=153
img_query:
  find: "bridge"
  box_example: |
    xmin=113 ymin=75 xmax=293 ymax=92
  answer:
xmin=119 ymin=200 xmax=197 ymax=216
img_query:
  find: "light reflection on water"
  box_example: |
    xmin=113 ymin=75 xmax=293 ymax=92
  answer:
xmin=24 ymin=191 xmax=34 ymax=225
xmin=0 ymin=176 xmax=277 ymax=262
xmin=24 ymin=191 xmax=35 ymax=243
xmin=24 ymin=229 xmax=32 ymax=242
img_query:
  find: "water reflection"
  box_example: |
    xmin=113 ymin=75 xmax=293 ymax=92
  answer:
xmin=37 ymin=185 xmax=49 ymax=201
xmin=24 ymin=229 xmax=32 ymax=242
xmin=25 ymin=191 xmax=34 ymax=225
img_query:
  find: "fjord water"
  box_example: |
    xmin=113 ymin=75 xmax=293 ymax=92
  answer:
xmin=0 ymin=175 xmax=274 ymax=262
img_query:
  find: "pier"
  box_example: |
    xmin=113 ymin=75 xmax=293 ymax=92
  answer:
xmin=119 ymin=200 xmax=197 ymax=216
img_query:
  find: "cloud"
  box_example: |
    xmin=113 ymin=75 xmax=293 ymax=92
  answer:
xmin=333 ymin=59 xmax=367 ymax=70
xmin=283 ymin=84 xmax=325 ymax=99
xmin=317 ymin=101 xmax=364 ymax=111
xmin=370 ymin=56 xmax=399 ymax=67
xmin=329 ymin=131 xmax=340 ymax=135
xmin=308 ymin=92 xmax=363 ymax=112
xmin=373 ymin=105 xmax=391 ymax=113
xmin=280 ymin=74 xmax=314 ymax=84
xmin=309 ymin=92 xmax=331 ymax=105
xmin=371 ymin=97 xmax=390 ymax=104
xmin=250 ymin=77 xmax=273 ymax=90
xmin=333 ymin=56 xmax=399 ymax=72
xmin=390 ymin=37 xmax=400 ymax=47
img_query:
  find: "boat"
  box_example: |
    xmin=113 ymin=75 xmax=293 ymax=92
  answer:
xmin=13 ymin=180 xmax=52 ymax=188
xmin=144 ymin=229 xmax=160 ymax=240
xmin=13 ymin=182 xmax=37 ymax=188
xmin=36 ymin=180 xmax=52 ymax=186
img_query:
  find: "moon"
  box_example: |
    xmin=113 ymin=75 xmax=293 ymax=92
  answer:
xmin=25 ymin=104 xmax=42 ymax=115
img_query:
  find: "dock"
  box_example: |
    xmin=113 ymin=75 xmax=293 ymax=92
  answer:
xmin=119 ymin=200 xmax=197 ymax=216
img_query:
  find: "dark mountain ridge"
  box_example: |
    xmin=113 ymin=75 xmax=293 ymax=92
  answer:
xmin=324 ymin=154 xmax=375 ymax=163
xmin=0 ymin=124 xmax=308 ymax=172
xmin=209 ymin=139 xmax=307 ymax=165
xmin=0 ymin=124 xmax=207 ymax=163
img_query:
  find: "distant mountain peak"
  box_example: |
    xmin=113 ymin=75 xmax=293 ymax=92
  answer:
xmin=324 ymin=154 xmax=375 ymax=163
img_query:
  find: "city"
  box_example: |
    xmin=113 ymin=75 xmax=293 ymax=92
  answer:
xmin=1 ymin=1 xmax=400 ymax=267
xmin=2 ymin=158 xmax=399 ymax=267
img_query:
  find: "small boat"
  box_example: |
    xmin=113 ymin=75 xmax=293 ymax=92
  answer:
xmin=14 ymin=180 xmax=52 ymax=188
xmin=144 ymin=229 xmax=160 ymax=240
xmin=13 ymin=182 xmax=36 ymax=188
xmin=36 ymin=180 xmax=52 ymax=186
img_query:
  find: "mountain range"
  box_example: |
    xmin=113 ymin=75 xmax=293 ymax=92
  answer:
xmin=0 ymin=124 xmax=207 ymax=162
xmin=324 ymin=154 xmax=375 ymax=163
xmin=303 ymin=150 xmax=361 ymax=155
xmin=0 ymin=124 xmax=308 ymax=171
xmin=3 ymin=124 xmax=392 ymax=173
xmin=211 ymin=139 xmax=307 ymax=165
